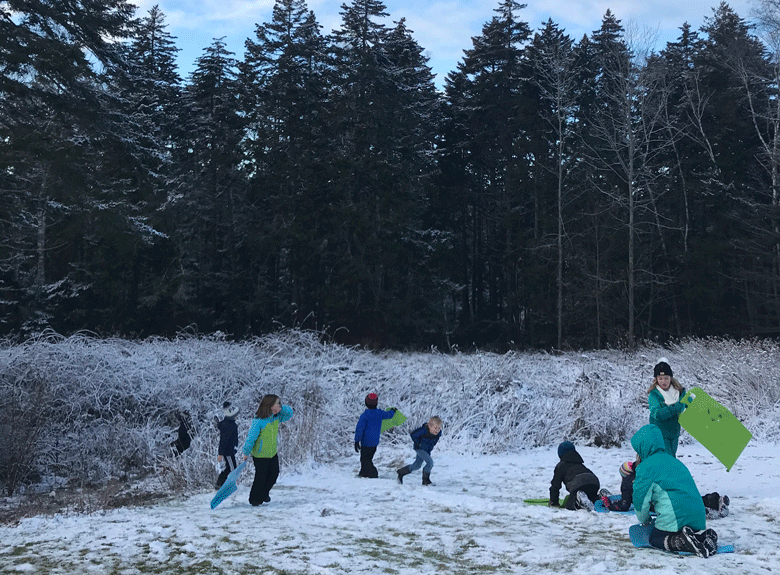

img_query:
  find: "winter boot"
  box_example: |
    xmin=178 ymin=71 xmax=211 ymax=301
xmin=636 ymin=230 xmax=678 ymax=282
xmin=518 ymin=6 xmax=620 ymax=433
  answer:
xmin=701 ymin=528 xmax=718 ymax=556
xmin=680 ymin=526 xmax=710 ymax=557
xmin=397 ymin=466 xmax=412 ymax=484
xmin=576 ymin=491 xmax=594 ymax=511
xmin=422 ymin=472 xmax=433 ymax=486
xmin=665 ymin=528 xmax=699 ymax=556
xmin=719 ymin=495 xmax=730 ymax=517
xmin=702 ymin=492 xmax=721 ymax=510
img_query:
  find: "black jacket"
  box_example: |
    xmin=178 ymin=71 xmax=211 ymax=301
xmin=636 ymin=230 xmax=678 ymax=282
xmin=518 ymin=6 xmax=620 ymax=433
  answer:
xmin=217 ymin=417 xmax=238 ymax=457
xmin=549 ymin=450 xmax=599 ymax=503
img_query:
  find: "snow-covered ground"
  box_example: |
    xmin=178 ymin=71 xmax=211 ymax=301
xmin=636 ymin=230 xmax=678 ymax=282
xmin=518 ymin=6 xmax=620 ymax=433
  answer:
xmin=1 ymin=441 xmax=777 ymax=575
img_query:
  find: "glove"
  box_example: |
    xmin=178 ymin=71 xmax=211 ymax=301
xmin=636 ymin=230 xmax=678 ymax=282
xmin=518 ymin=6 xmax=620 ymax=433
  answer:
xmin=354 ymin=441 xmax=360 ymax=453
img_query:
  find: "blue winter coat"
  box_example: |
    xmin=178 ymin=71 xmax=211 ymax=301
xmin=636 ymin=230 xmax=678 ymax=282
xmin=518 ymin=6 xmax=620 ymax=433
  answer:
xmin=217 ymin=417 xmax=238 ymax=457
xmin=354 ymin=408 xmax=395 ymax=447
xmin=631 ymin=424 xmax=706 ymax=532
xmin=410 ymin=424 xmax=441 ymax=453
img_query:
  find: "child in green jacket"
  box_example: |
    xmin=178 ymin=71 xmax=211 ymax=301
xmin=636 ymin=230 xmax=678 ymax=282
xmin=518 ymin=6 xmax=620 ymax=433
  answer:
xmin=242 ymin=394 xmax=293 ymax=506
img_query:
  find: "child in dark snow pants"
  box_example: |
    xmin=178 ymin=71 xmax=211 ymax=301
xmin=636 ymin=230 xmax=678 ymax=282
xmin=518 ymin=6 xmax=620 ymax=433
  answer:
xmin=354 ymin=393 xmax=396 ymax=478
xmin=215 ymin=401 xmax=239 ymax=489
xmin=549 ymin=441 xmax=600 ymax=510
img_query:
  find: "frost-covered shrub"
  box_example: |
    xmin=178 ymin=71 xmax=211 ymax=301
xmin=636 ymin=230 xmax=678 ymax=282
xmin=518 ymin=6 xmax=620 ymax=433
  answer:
xmin=1 ymin=330 xmax=778 ymax=497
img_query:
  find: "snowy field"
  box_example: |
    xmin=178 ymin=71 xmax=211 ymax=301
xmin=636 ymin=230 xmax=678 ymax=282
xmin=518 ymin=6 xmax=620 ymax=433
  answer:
xmin=1 ymin=441 xmax=778 ymax=575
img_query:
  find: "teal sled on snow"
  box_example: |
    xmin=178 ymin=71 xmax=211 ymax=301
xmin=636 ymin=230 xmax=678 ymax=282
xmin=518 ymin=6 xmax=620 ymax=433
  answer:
xmin=629 ymin=523 xmax=734 ymax=555
xmin=211 ymin=460 xmax=247 ymax=509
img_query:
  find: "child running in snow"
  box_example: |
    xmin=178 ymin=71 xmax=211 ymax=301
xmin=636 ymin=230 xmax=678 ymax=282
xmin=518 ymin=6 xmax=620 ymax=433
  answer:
xmin=549 ymin=441 xmax=601 ymax=510
xmin=215 ymin=401 xmax=239 ymax=489
xmin=397 ymin=416 xmax=443 ymax=486
xmin=647 ymin=357 xmax=687 ymax=457
xmin=242 ymin=394 xmax=293 ymax=506
xmin=631 ymin=424 xmax=718 ymax=557
xmin=601 ymin=459 xmax=730 ymax=518
xmin=354 ymin=393 xmax=397 ymax=478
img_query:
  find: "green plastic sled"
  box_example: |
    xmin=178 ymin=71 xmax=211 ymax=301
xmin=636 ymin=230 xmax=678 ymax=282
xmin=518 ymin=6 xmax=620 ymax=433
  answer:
xmin=523 ymin=497 xmax=567 ymax=507
xmin=381 ymin=408 xmax=407 ymax=432
xmin=678 ymin=387 xmax=752 ymax=471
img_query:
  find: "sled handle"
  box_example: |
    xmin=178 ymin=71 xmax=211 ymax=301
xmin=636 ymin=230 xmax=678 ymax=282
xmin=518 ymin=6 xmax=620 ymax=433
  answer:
xmin=685 ymin=392 xmax=696 ymax=403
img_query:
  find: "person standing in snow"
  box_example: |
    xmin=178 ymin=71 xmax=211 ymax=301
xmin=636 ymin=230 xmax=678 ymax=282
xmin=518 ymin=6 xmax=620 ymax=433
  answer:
xmin=397 ymin=416 xmax=443 ymax=486
xmin=215 ymin=401 xmax=239 ymax=490
xmin=630 ymin=424 xmax=718 ymax=557
xmin=647 ymin=357 xmax=687 ymax=456
xmin=242 ymin=394 xmax=293 ymax=506
xmin=354 ymin=393 xmax=396 ymax=478
xmin=549 ymin=441 xmax=601 ymax=510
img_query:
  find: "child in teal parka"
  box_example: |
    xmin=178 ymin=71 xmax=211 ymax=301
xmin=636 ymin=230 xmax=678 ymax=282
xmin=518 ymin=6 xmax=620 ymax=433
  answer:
xmin=631 ymin=424 xmax=718 ymax=557
xmin=647 ymin=358 xmax=687 ymax=456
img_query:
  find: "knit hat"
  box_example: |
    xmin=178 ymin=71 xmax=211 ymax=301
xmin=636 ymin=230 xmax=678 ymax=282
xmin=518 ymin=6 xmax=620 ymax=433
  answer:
xmin=365 ymin=393 xmax=379 ymax=408
xmin=654 ymin=357 xmax=673 ymax=378
xmin=223 ymin=401 xmax=239 ymax=419
xmin=619 ymin=461 xmax=634 ymax=478
xmin=557 ymin=441 xmax=575 ymax=458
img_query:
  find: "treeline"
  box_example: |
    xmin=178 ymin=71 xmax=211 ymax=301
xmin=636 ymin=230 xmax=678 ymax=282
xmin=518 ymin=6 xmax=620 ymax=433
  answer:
xmin=2 ymin=0 xmax=780 ymax=350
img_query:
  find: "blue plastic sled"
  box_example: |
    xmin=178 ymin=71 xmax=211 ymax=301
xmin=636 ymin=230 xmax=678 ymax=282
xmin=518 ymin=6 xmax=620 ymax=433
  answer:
xmin=211 ymin=460 xmax=247 ymax=509
xmin=595 ymin=493 xmax=634 ymax=514
xmin=629 ymin=523 xmax=735 ymax=555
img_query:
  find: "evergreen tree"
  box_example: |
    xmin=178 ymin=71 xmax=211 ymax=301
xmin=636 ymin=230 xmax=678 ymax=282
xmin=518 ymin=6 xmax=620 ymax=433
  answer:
xmin=439 ymin=0 xmax=531 ymax=347
xmin=325 ymin=0 xmax=440 ymax=345
xmin=174 ymin=39 xmax=248 ymax=334
xmin=0 ymin=0 xmax=144 ymax=335
xmin=240 ymin=0 xmax=331 ymax=333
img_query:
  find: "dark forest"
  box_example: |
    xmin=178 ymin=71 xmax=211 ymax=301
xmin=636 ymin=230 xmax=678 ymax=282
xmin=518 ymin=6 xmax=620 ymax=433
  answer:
xmin=2 ymin=0 xmax=780 ymax=350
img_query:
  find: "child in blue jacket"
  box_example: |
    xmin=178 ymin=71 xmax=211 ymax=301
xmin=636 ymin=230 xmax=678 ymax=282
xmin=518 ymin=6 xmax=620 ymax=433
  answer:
xmin=215 ymin=401 xmax=239 ymax=489
xmin=397 ymin=416 xmax=443 ymax=485
xmin=354 ymin=393 xmax=396 ymax=478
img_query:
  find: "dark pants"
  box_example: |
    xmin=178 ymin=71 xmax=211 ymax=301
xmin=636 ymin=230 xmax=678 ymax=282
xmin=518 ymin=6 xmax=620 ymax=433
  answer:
xmin=649 ymin=527 xmax=675 ymax=550
xmin=216 ymin=454 xmax=237 ymax=489
xmin=564 ymin=472 xmax=600 ymax=510
xmin=359 ymin=446 xmax=378 ymax=478
xmin=249 ymin=454 xmax=279 ymax=506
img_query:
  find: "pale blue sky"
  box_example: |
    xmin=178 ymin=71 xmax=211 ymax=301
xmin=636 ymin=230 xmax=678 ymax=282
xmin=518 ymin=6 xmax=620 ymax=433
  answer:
xmin=131 ymin=0 xmax=754 ymax=88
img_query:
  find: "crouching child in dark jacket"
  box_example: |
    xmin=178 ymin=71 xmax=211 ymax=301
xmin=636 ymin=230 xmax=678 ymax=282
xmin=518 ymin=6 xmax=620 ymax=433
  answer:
xmin=549 ymin=441 xmax=600 ymax=510
xmin=397 ymin=416 xmax=443 ymax=486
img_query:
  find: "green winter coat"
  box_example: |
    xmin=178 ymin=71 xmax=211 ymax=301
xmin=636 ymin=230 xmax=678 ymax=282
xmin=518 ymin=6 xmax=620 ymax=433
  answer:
xmin=647 ymin=387 xmax=686 ymax=456
xmin=630 ymin=424 xmax=706 ymax=533
xmin=241 ymin=405 xmax=294 ymax=458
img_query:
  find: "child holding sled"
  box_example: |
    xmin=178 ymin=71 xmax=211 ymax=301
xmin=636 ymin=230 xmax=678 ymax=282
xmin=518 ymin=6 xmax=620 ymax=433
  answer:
xmin=631 ymin=424 xmax=718 ymax=557
xmin=647 ymin=357 xmax=687 ymax=456
xmin=397 ymin=416 xmax=443 ymax=486
xmin=354 ymin=393 xmax=397 ymax=478
xmin=549 ymin=441 xmax=601 ymax=510
xmin=242 ymin=394 xmax=293 ymax=506
xmin=215 ymin=401 xmax=239 ymax=489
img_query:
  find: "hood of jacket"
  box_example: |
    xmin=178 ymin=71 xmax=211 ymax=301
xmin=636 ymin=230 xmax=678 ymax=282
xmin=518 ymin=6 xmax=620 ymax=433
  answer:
xmin=559 ymin=449 xmax=584 ymax=465
xmin=630 ymin=424 xmax=667 ymax=462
